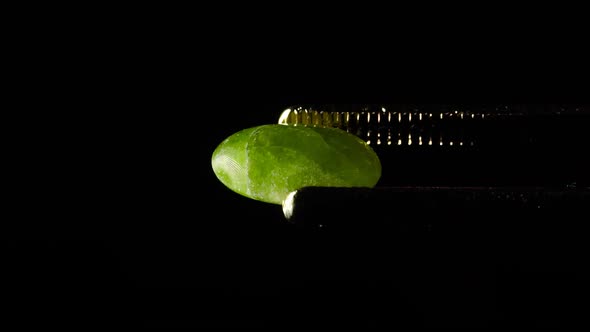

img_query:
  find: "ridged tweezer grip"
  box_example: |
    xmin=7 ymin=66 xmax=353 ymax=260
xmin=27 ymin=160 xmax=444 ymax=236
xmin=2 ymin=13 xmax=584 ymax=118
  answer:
xmin=278 ymin=105 xmax=588 ymax=148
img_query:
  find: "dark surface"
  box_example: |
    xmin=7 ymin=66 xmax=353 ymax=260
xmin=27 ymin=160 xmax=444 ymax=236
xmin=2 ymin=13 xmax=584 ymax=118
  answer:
xmin=8 ymin=9 xmax=590 ymax=327
xmin=9 ymin=102 xmax=590 ymax=328
xmin=7 ymin=25 xmax=590 ymax=326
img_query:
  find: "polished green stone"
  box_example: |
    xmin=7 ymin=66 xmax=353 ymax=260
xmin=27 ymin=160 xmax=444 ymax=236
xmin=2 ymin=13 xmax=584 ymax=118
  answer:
xmin=211 ymin=124 xmax=381 ymax=204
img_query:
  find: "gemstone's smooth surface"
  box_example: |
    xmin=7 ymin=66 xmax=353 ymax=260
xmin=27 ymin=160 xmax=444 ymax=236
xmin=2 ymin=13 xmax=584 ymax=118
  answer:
xmin=211 ymin=124 xmax=381 ymax=204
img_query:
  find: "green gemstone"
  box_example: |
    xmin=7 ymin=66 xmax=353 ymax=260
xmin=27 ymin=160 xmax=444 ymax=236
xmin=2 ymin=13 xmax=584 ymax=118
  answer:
xmin=211 ymin=124 xmax=381 ymax=204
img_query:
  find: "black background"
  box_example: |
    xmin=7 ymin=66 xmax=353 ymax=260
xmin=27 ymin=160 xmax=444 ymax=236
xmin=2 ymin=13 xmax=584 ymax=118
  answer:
xmin=10 ymin=101 xmax=589 ymax=328
xmin=6 ymin=11 xmax=590 ymax=328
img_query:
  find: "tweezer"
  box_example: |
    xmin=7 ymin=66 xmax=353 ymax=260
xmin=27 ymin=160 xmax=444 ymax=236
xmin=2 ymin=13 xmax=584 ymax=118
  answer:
xmin=278 ymin=105 xmax=589 ymax=228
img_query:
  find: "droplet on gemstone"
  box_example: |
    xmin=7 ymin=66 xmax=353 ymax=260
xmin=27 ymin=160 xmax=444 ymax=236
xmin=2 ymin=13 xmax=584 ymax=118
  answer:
xmin=211 ymin=124 xmax=381 ymax=204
